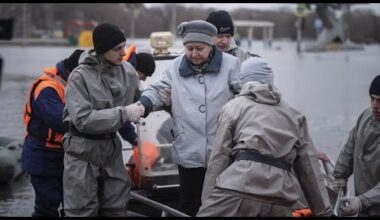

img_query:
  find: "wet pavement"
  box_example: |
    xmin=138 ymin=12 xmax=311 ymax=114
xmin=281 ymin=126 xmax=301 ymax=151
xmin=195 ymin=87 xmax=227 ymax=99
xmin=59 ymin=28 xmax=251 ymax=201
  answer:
xmin=0 ymin=173 xmax=34 ymax=216
xmin=0 ymin=73 xmax=34 ymax=216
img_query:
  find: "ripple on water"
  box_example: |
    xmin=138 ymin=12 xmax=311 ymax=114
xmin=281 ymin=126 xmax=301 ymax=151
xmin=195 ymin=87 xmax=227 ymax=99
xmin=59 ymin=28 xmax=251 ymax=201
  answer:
xmin=0 ymin=174 xmax=34 ymax=216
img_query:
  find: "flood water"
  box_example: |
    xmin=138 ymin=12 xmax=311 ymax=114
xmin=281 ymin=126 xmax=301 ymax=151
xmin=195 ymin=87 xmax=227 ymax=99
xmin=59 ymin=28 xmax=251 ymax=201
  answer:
xmin=0 ymin=40 xmax=379 ymax=216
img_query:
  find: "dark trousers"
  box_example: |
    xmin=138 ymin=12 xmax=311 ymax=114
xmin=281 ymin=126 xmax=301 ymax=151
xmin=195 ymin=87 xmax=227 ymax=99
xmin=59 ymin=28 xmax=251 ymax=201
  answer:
xmin=30 ymin=174 xmax=63 ymax=217
xmin=178 ymin=165 xmax=206 ymax=216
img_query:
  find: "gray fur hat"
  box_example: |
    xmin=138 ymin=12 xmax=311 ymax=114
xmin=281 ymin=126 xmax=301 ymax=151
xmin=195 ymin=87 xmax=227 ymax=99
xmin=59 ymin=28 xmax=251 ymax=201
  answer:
xmin=177 ymin=20 xmax=217 ymax=46
xmin=240 ymin=56 xmax=274 ymax=86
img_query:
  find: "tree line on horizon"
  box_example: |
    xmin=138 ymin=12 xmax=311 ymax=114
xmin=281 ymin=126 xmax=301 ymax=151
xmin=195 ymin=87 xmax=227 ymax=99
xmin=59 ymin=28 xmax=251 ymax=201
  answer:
xmin=0 ymin=3 xmax=379 ymax=44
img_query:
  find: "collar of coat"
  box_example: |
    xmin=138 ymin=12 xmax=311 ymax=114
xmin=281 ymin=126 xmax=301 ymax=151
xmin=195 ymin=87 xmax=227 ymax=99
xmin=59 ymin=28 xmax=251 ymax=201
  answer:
xmin=81 ymin=50 xmax=119 ymax=73
xmin=179 ymin=45 xmax=222 ymax=77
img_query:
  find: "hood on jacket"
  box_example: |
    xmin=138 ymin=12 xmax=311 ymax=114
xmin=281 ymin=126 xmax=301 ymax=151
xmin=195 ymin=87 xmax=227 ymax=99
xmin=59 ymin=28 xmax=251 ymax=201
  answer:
xmin=239 ymin=56 xmax=273 ymax=86
xmin=239 ymin=81 xmax=281 ymax=105
xmin=78 ymin=49 xmax=119 ymax=72
xmin=227 ymin=37 xmax=238 ymax=52
xmin=78 ymin=50 xmax=97 ymax=65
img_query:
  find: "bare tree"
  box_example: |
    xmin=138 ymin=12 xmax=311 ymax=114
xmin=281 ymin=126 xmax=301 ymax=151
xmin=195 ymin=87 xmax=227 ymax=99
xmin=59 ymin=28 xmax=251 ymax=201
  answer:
xmin=0 ymin=3 xmax=378 ymax=43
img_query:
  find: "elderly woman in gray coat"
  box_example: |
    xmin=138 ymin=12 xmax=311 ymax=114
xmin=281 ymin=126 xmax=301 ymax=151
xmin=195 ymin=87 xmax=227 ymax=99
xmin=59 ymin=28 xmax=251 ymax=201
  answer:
xmin=139 ymin=20 xmax=241 ymax=216
xmin=197 ymin=57 xmax=333 ymax=217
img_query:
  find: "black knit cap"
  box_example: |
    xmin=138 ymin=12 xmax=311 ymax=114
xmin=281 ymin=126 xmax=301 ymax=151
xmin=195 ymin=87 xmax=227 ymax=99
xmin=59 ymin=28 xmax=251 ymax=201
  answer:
xmin=92 ymin=23 xmax=126 ymax=54
xmin=64 ymin=49 xmax=85 ymax=72
xmin=206 ymin=10 xmax=234 ymax=36
xmin=136 ymin=53 xmax=156 ymax=77
xmin=369 ymin=75 xmax=380 ymax=96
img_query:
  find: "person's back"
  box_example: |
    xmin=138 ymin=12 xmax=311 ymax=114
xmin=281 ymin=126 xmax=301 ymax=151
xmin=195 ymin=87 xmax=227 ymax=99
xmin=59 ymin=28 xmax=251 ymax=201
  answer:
xmin=21 ymin=49 xmax=84 ymax=217
xmin=198 ymin=57 xmax=332 ymax=217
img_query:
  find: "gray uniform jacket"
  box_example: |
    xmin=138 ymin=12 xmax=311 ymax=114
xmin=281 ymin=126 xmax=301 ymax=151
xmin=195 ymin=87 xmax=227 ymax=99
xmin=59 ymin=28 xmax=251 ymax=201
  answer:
xmin=227 ymin=38 xmax=251 ymax=62
xmin=201 ymin=82 xmax=332 ymax=216
xmin=140 ymin=48 xmax=241 ymax=168
xmin=63 ymin=50 xmax=140 ymax=166
xmin=334 ymin=107 xmax=380 ymax=216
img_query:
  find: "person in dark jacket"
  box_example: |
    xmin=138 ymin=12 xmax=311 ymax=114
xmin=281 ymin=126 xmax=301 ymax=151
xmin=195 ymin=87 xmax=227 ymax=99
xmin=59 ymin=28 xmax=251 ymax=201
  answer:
xmin=120 ymin=52 xmax=156 ymax=146
xmin=134 ymin=52 xmax=156 ymax=81
xmin=123 ymin=44 xmax=156 ymax=82
xmin=21 ymin=49 xmax=84 ymax=217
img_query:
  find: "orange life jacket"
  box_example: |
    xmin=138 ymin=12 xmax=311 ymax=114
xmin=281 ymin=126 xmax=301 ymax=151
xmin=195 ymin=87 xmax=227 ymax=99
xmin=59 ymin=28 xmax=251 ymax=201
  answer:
xmin=123 ymin=43 xmax=137 ymax=62
xmin=292 ymin=208 xmax=312 ymax=217
xmin=23 ymin=67 xmax=66 ymax=149
xmin=128 ymin=141 xmax=160 ymax=189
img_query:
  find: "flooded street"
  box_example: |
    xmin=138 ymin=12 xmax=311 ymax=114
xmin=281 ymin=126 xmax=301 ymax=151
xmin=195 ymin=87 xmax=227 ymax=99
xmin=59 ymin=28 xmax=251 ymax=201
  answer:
xmin=0 ymin=174 xmax=34 ymax=216
xmin=0 ymin=40 xmax=380 ymax=216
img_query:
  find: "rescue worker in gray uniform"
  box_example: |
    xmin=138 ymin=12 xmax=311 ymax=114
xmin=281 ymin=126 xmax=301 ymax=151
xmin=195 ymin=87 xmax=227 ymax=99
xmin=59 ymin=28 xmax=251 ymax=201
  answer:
xmin=333 ymin=74 xmax=380 ymax=217
xmin=62 ymin=23 xmax=144 ymax=217
xmin=197 ymin=56 xmax=333 ymax=217
xmin=206 ymin=9 xmax=331 ymax=163
xmin=206 ymin=10 xmax=252 ymax=62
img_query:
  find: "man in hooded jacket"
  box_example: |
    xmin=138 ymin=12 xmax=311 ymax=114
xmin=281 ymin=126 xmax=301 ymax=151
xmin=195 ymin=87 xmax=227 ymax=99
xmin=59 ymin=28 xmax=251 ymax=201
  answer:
xmin=62 ymin=23 xmax=144 ymax=217
xmin=197 ymin=56 xmax=333 ymax=217
xmin=206 ymin=10 xmax=252 ymax=62
xmin=333 ymin=74 xmax=380 ymax=217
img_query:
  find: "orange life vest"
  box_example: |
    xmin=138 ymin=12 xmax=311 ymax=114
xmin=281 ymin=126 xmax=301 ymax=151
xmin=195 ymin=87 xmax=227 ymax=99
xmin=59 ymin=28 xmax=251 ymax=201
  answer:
xmin=23 ymin=67 xmax=66 ymax=149
xmin=123 ymin=43 xmax=137 ymax=62
xmin=292 ymin=208 xmax=312 ymax=217
xmin=128 ymin=141 xmax=160 ymax=189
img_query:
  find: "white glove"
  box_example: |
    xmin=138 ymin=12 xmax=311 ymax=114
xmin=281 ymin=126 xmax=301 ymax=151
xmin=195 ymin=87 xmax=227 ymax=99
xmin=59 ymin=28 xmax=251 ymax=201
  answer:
xmin=159 ymin=87 xmax=171 ymax=106
xmin=339 ymin=197 xmax=362 ymax=216
xmin=333 ymin=178 xmax=347 ymax=192
xmin=124 ymin=102 xmax=144 ymax=123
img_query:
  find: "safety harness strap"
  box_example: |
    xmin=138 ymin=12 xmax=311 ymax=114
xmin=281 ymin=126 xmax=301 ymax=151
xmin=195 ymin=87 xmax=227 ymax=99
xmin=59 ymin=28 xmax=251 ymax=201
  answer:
xmin=69 ymin=124 xmax=116 ymax=140
xmin=232 ymin=149 xmax=292 ymax=172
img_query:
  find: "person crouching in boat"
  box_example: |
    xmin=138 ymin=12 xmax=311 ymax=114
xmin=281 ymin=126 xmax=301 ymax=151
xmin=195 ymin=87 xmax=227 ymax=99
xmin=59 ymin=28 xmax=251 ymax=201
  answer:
xmin=197 ymin=56 xmax=333 ymax=217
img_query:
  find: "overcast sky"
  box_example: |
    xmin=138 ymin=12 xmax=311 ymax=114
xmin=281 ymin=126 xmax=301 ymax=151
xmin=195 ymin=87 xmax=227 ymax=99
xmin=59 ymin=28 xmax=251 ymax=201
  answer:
xmin=144 ymin=3 xmax=380 ymax=15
